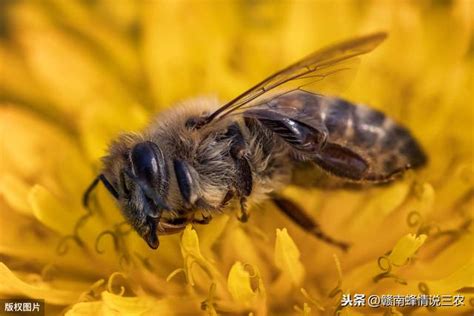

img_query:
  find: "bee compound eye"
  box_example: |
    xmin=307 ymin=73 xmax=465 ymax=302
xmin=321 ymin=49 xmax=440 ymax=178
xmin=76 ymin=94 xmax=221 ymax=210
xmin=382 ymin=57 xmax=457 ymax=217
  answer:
xmin=130 ymin=142 xmax=160 ymax=182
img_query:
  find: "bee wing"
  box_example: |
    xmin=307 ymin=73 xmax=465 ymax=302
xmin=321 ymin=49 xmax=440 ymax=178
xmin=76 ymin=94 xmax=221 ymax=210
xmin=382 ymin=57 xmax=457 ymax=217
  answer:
xmin=198 ymin=32 xmax=387 ymax=127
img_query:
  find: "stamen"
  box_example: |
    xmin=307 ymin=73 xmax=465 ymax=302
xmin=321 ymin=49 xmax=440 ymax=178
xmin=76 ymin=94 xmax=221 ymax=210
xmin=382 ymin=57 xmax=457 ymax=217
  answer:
xmin=119 ymin=254 xmax=134 ymax=271
xmin=107 ymin=272 xmax=128 ymax=296
xmin=408 ymin=210 xmax=471 ymax=244
xmin=418 ymin=282 xmax=437 ymax=312
xmin=77 ymin=279 xmax=105 ymax=302
xmin=134 ymin=252 xmax=154 ymax=272
xmin=94 ymin=221 xmax=132 ymax=269
xmin=166 ymin=268 xmax=186 ymax=283
xmin=200 ymin=282 xmax=217 ymax=313
xmin=407 ymin=210 xmax=422 ymax=227
xmin=40 ymin=264 xmax=58 ymax=281
xmin=373 ymin=255 xmax=407 ymax=285
xmin=55 ymin=199 xmax=94 ymax=255
xmin=56 ymin=235 xmax=84 ymax=256
xmin=293 ymin=303 xmax=311 ymax=315
xmin=406 ymin=210 xmax=441 ymax=237
xmin=300 ymin=288 xmax=324 ymax=311
xmin=95 ymin=230 xmax=119 ymax=254
xmin=328 ymin=254 xmax=343 ymax=299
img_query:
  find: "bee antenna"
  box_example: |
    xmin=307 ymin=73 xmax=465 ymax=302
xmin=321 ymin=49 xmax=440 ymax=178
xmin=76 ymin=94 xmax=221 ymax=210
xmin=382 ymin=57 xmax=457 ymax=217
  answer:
xmin=82 ymin=174 xmax=119 ymax=208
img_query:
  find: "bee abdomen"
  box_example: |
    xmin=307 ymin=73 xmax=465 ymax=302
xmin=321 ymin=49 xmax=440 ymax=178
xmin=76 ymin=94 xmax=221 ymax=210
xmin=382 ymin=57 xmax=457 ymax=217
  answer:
xmin=323 ymin=98 xmax=427 ymax=179
xmin=263 ymin=91 xmax=426 ymax=181
xmin=334 ymin=100 xmax=426 ymax=180
xmin=377 ymin=120 xmax=427 ymax=171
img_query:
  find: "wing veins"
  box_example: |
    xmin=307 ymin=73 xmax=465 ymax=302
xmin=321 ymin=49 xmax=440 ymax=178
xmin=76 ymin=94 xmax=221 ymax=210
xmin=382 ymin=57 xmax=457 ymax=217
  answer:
xmin=197 ymin=32 xmax=387 ymax=128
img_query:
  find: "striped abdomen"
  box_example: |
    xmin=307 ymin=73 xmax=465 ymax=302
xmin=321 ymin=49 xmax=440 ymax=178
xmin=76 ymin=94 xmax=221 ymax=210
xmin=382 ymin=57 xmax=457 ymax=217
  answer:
xmin=264 ymin=91 xmax=427 ymax=182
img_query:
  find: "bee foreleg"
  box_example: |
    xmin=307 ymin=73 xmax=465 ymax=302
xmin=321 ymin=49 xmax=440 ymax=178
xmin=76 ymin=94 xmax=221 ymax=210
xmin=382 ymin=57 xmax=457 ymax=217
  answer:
xmin=226 ymin=123 xmax=253 ymax=222
xmin=238 ymin=197 xmax=249 ymax=223
xmin=271 ymin=194 xmax=350 ymax=252
xmin=235 ymin=158 xmax=252 ymax=223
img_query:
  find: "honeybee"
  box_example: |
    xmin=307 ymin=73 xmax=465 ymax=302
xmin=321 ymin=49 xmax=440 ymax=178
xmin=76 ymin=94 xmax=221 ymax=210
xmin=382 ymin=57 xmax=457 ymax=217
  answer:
xmin=84 ymin=32 xmax=426 ymax=251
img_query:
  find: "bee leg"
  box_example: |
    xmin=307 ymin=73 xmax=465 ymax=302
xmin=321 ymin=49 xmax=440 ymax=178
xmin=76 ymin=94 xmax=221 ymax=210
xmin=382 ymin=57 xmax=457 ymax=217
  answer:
xmin=271 ymin=194 xmax=350 ymax=252
xmin=193 ymin=213 xmax=213 ymax=225
xmin=237 ymin=197 xmax=249 ymax=223
xmin=226 ymin=123 xmax=253 ymax=223
xmin=221 ymin=190 xmax=234 ymax=207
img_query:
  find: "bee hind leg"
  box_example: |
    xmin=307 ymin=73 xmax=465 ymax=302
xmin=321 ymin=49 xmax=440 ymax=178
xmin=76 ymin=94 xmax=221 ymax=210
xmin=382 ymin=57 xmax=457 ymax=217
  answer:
xmin=271 ymin=194 xmax=350 ymax=252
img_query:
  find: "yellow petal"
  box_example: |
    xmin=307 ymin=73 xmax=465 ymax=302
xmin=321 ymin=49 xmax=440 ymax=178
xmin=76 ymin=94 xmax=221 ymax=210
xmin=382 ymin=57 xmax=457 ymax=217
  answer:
xmin=0 ymin=173 xmax=32 ymax=215
xmin=65 ymin=302 xmax=102 ymax=316
xmin=79 ymin=103 xmax=148 ymax=161
xmin=0 ymin=46 xmax=51 ymax=116
xmin=274 ymin=228 xmax=305 ymax=286
xmin=100 ymin=291 xmax=203 ymax=315
xmin=11 ymin=2 xmax=136 ymax=117
xmin=101 ymin=291 xmax=154 ymax=315
xmin=0 ymin=263 xmax=79 ymax=305
xmin=28 ymin=185 xmax=77 ymax=235
xmin=337 ymin=308 xmax=367 ymax=316
xmin=389 ymin=233 xmax=427 ymax=266
xmin=417 ymin=183 xmax=435 ymax=215
xmin=0 ymin=106 xmax=91 ymax=197
xmin=221 ymin=224 xmax=264 ymax=270
xmin=45 ymin=0 xmax=140 ymax=80
xmin=425 ymin=263 xmax=474 ymax=294
xmin=350 ymin=180 xmax=410 ymax=230
xmin=199 ymin=214 xmax=230 ymax=255
xmin=422 ymin=230 xmax=474 ymax=276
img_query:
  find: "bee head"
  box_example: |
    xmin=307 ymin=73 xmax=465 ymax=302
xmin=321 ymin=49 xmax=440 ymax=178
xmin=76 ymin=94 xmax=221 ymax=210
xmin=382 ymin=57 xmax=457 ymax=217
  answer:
xmin=117 ymin=141 xmax=170 ymax=249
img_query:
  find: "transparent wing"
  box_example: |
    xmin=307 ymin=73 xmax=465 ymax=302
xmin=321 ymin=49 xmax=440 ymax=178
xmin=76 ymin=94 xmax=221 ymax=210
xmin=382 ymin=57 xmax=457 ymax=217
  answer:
xmin=197 ymin=32 xmax=387 ymax=128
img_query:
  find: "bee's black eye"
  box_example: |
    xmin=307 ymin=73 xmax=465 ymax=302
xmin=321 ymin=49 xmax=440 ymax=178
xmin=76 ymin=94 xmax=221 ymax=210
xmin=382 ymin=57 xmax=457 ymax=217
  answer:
xmin=130 ymin=142 xmax=169 ymax=196
xmin=128 ymin=141 xmax=170 ymax=216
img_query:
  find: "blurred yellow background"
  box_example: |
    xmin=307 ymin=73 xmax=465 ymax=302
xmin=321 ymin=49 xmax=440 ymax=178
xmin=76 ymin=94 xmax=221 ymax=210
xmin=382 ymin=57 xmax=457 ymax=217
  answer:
xmin=0 ymin=1 xmax=472 ymax=315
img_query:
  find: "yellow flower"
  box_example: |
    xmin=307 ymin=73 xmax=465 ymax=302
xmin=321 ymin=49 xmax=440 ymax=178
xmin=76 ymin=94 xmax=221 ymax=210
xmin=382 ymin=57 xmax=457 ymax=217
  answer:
xmin=0 ymin=1 xmax=472 ymax=315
